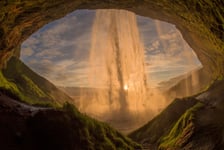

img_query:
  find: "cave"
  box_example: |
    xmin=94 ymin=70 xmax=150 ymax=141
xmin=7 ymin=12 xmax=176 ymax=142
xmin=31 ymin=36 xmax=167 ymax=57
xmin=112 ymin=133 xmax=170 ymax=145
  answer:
xmin=0 ymin=1 xmax=224 ymax=150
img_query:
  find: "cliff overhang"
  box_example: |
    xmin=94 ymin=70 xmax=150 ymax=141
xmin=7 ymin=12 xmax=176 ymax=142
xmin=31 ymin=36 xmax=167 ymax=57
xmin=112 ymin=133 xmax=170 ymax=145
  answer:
xmin=0 ymin=0 xmax=223 ymax=79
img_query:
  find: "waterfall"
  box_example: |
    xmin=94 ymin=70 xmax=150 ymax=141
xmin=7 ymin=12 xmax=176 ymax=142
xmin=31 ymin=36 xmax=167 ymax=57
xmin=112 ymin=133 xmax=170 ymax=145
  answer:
xmin=82 ymin=9 xmax=148 ymax=116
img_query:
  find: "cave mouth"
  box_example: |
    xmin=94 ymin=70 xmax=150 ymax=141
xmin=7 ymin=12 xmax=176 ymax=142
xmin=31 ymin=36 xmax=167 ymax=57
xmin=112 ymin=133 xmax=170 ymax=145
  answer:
xmin=20 ymin=9 xmax=203 ymax=133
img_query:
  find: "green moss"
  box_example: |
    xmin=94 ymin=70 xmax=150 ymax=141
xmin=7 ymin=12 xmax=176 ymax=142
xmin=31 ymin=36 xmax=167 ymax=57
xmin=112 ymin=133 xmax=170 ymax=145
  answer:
xmin=1 ymin=57 xmax=73 ymax=106
xmin=21 ymin=74 xmax=47 ymax=97
xmin=0 ymin=70 xmax=21 ymax=96
xmin=159 ymin=102 xmax=204 ymax=149
xmin=200 ymin=79 xmax=215 ymax=93
xmin=201 ymin=75 xmax=224 ymax=94
xmin=0 ymin=69 xmax=59 ymax=107
xmin=217 ymin=75 xmax=224 ymax=81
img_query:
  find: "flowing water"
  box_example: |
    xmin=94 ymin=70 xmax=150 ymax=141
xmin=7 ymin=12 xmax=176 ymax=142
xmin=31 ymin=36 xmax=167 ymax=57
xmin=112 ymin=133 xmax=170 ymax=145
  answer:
xmin=78 ymin=9 xmax=166 ymax=133
xmin=89 ymin=9 xmax=146 ymax=112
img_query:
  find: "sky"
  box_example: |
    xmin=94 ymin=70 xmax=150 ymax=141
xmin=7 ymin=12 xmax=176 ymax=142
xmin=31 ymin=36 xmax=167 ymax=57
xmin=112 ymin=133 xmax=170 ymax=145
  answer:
xmin=21 ymin=9 xmax=202 ymax=88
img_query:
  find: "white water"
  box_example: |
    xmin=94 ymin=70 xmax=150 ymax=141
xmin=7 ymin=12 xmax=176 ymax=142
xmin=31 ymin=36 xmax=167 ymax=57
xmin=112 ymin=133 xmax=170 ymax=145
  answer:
xmin=86 ymin=9 xmax=147 ymax=114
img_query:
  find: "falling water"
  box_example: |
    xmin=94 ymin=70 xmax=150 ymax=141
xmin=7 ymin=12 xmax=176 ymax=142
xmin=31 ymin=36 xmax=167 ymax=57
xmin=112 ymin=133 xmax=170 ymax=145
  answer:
xmin=81 ymin=9 xmax=148 ymax=118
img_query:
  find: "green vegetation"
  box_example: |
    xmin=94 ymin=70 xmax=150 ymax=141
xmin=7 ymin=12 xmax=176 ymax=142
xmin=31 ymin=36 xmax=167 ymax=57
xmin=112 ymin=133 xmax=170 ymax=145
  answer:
xmin=1 ymin=57 xmax=74 ymax=107
xmin=167 ymin=0 xmax=224 ymax=80
xmin=0 ymin=70 xmax=58 ymax=107
xmin=159 ymin=102 xmax=204 ymax=149
xmin=21 ymin=74 xmax=47 ymax=98
xmin=0 ymin=70 xmax=21 ymax=98
xmin=201 ymin=75 xmax=224 ymax=94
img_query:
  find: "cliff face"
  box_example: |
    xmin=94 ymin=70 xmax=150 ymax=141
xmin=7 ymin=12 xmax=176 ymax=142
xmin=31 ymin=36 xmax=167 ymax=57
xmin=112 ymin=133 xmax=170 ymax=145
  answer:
xmin=0 ymin=0 xmax=224 ymax=79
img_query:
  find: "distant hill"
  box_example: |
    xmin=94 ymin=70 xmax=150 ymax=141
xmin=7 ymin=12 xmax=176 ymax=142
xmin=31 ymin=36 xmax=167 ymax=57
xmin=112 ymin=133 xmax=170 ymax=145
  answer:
xmin=1 ymin=57 xmax=74 ymax=106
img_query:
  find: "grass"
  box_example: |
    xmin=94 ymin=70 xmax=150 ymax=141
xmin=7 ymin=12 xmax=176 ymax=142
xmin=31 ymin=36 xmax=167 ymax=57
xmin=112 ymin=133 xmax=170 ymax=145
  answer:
xmin=21 ymin=74 xmax=47 ymax=98
xmin=159 ymin=102 xmax=204 ymax=149
xmin=0 ymin=70 xmax=21 ymax=97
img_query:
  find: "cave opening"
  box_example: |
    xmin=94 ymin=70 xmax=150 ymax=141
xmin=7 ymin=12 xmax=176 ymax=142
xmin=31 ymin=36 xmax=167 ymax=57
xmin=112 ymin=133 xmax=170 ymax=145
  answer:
xmin=1 ymin=1 xmax=224 ymax=149
xmin=18 ymin=9 xmax=205 ymax=133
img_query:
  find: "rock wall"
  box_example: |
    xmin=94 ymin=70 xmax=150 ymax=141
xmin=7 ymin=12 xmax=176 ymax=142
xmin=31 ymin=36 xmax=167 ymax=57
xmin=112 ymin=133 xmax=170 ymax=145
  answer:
xmin=0 ymin=0 xmax=223 ymax=78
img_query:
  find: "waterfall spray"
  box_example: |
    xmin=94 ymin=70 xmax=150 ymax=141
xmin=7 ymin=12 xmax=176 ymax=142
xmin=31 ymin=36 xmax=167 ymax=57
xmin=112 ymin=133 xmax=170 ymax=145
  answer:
xmin=84 ymin=9 xmax=148 ymax=116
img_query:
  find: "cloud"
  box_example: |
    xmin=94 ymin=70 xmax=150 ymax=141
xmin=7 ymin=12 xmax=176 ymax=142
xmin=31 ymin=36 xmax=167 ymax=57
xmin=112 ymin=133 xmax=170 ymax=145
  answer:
xmin=21 ymin=47 xmax=34 ymax=57
xmin=35 ymin=49 xmax=63 ymax=58
xmin=22 ymin=36 xmax=39 ymax=47
xmin=140 ymin=22 xmax=202 ymax=86
xmin=21 ymin=10 xmax=95 ymax=87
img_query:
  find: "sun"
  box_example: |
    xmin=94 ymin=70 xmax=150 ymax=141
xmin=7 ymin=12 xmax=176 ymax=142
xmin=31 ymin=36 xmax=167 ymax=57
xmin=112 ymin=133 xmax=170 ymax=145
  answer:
xmin=124 ymin=84 xmax=128 ymax=91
